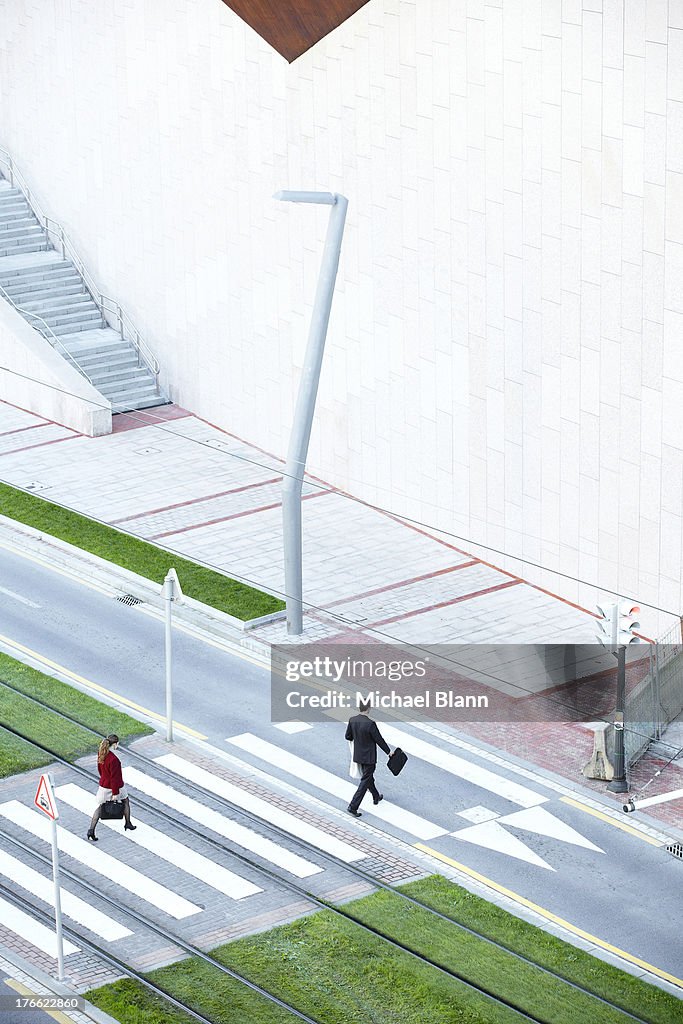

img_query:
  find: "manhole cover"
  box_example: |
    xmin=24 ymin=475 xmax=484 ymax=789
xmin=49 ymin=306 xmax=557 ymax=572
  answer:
xmin=116 ymin=593 xmax=142 ymax=607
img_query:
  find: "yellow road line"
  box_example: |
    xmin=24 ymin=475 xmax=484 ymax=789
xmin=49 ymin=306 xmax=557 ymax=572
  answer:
xmin=560 ymin=796 xmax=664 ymax=846
xmin=3 ymin=979 xmax=77 ymax=1024
xmin=0 ymin=632 xmax=207 ymax=739
xmin=415 ymin=843 xmax=683 ymax=988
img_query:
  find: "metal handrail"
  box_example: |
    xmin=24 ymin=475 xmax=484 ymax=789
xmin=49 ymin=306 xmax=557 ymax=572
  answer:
xmin=0 ymin=281 xmax=101 ymax=392
xmin=0 ymin=145 xmax=161 ymax=390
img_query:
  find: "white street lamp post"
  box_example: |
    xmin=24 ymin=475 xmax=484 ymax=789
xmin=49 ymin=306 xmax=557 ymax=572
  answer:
xmin=275 ymin=190 xmax=348 ymax=636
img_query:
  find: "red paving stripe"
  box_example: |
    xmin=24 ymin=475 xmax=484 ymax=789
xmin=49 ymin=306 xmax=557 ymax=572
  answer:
xmin=324 ymin=561 xmax=479 ymax=609
xmin=111 ymin=405 xmax=193 ymax=433
xmin=361 ymin=578 xmax=522 ymax=630
xmin=148 ymin=488 xmax=332 ymax=540
xmin=110 ymin=476 xmax=283 ymax=524
xmin=0 ymin=422 xmax=50 ymax=439
xmin=0 ymin=434 xmax=80 ymax=457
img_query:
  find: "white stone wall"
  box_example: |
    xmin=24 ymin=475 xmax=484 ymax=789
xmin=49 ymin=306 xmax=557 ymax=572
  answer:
xmin=1 ymin=0 xmax=682 ymax=635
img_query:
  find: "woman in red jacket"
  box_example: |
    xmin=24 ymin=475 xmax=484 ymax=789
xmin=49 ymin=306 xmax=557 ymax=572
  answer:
xmin=87 ymin=734 xmax=136 ymax=841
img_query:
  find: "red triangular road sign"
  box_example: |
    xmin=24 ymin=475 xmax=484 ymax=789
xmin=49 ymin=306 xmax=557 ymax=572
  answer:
xmin=34 ymin=774 xmax=59 ymax=820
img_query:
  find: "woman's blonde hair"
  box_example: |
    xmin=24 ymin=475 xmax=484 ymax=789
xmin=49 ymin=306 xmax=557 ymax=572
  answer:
xmin=97 ymin=734 xmax=119 ymax=765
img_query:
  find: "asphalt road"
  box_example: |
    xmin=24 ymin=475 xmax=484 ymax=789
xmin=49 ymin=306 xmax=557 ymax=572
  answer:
xmin=0 ymin=543 xmax=681 ymax=979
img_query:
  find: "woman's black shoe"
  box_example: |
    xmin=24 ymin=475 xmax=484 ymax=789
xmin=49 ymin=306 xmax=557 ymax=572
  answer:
xmin=124 ymin=823 xmax=137 ymax=831
xmin=87 ymin=829 xmax=98 ymax=841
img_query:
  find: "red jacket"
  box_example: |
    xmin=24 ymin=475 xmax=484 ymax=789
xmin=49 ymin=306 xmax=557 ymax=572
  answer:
xmin=98 ymin=752 xmax=124 ymax=796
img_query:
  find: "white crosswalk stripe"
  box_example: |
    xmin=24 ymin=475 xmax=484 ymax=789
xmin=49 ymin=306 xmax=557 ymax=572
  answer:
xmin=124 ymin=767 xmax=323 ymax=879
xmin=155 ymin=753 xmax=366 ymax=864
xmin=0 ymin=894 xmax=80 ymax=958
xmin=0 ymin=801 xmax=200 ymax=919
xmin=0 ymin=848 xmax=131 ymax=941
xmin=56 ymin=784 xmax=263 ymax=900
xmin=380 ymin=725 xmax=547 ymax=808
xmin=226 ymin=734 xmax=447 ymax=840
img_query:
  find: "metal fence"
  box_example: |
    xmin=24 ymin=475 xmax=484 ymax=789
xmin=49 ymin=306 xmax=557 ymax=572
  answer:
xmin=624 ymin=620 xmax=683 ymax=768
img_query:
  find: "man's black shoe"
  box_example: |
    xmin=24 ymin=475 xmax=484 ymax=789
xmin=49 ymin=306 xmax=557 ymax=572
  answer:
xmin=373 ymin=794 xmax=384 ymax=805
xmin=347 ymin=807 xmax=362 ymax=817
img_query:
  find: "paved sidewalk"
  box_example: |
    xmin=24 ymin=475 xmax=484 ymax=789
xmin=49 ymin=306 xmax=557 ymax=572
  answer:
xmin=0 ymin=400 xmax=600 ymax=646
xmin=1 ymin=398 xmax=681 ymax=822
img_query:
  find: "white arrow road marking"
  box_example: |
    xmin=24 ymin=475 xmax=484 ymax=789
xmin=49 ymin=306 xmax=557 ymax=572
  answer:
xmin=451 ymin=821 xmax=554 ymax=870
xmin=0 ymin=801 xmax=201 ymax=919
xmin=125 ymin=767 xmax=322 ymax=879
xmin=380 ymin=725 xmax=547 ymax=808
xmin=155 ymin=753 xmax=366 ymax=864
xmin=0 ymin=848 xmax=131 ymax=941
xmin=56 ymin=783 xmax=263 ymax=899
xmin=0 ymin=585 xmax=40 ymax=607
xmin=0 ymin=894 xmax=80 ymax=957
xmin=498 ymin=806 xmax=604 ymax=853
xmin=227 ymin=733 xmax=447 ymax=841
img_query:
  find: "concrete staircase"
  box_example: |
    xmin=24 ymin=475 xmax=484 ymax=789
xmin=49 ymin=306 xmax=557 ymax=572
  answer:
xmin=0 ymin=176 xmax=165 ymax=413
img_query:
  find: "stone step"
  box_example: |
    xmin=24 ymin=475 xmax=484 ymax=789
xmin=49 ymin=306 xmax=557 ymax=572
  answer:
xmin=43 ymin=307 xmax=103 ymax=327
xmin=112 ymin=395 xmax=166 ymax=415
xmin=0 ymin=216 xmax=37 ymax=232
xmin=0 ymin=268 xmax=79 ymax=292
xmin=0 ymin=242 xmax=49 ymax=258
xmin=49 ymin=317 xmax=106 ymax=337
xmin=19 ymin=290 xmax=93 ymax=312
xmin=0 ymin=199 xmax=28 ymax=214
xmin=60 ymin=336 xmax=125 ymax=358
xmin=0 ymin=222 xmax=45 ymax=239
xmin=0 ymin=254 xmax=73 ymax=277
xmin=77 ymin=352 xmax=139 ymax=373
xmin=91 ymin=366 xmax=152 ymax=388
xmin=99 ymin=372 xmax=157 ymax=394
xmin=2 ymin=280 xmax=85 ymax=304
xmin=22 ymin=300 xmax=99 ymax=323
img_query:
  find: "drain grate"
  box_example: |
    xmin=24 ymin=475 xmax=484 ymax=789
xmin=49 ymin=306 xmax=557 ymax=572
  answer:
xmin=116 ymin=593 xmax=142 ymax=607
xmin=666 ymin=841 xmax=683 ymax=860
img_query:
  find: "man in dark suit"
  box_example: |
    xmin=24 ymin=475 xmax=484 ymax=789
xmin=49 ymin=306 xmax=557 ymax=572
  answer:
xmin=345 ymin=700 xmax=392 ymax=816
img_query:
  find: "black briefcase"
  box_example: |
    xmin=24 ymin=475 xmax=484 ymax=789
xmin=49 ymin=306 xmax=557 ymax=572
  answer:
xmin=387 ymin=748 xmax=408 ymax=776
xmin=100 ymin=799 xmax=125 ymax=820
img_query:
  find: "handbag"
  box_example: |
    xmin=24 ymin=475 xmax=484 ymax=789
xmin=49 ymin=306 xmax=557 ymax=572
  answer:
xmin=100 ymin=799 xmax=125 ymax=820
xmin=387 ymin=748 xmax=408 ymax=776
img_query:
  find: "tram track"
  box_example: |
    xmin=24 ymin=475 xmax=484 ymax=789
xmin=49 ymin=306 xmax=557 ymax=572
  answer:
xmin=0 ymin=684 xmax=661 ymax=1024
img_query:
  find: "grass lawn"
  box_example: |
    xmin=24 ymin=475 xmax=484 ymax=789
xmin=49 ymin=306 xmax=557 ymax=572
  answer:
xmin=90 ymin=911 xmax=521 ymax=1024
xmin=0 ymin=652 xmax=152 ymax=777
xmin=398 ymin=876 xmax=680 ymax=1024
xmin=0 ymin=482 xmax=283 ymax=621
xmin=88 ymin=892 xmax=677 ymax=1024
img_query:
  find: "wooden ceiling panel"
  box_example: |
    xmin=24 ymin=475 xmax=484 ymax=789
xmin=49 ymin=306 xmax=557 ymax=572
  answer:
xmin=220 ymin=0 xmax=372 ymax=62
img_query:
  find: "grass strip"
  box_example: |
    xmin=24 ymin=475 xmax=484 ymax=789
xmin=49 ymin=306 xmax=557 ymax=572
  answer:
xmin=0 ymin=481 xmax=283 ymax=620
xmin=0 ymin=652 xmax=152 ymax=776
xmin=87 ymin=887 xmax=680 ymax=1024
xmin=89 ymin=908 xmax=557 ymax=1024
xmin=398 ymin=875 xmax=680 ymax=1024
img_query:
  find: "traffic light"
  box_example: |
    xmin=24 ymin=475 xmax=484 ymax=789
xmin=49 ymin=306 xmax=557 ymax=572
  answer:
xmin=596 ymin=600 xmax=644 ymax=648
xmin=614 ymin=602 xmax=644 ymax=645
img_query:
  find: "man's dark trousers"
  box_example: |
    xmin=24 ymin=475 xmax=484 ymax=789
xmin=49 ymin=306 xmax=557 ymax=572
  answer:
xmin=349 ymin=763 xmax=380 ymax=812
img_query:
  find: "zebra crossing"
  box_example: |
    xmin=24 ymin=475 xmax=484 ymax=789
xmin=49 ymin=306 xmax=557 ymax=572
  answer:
xmin=0 ymin=726 xmax=606 ymax=964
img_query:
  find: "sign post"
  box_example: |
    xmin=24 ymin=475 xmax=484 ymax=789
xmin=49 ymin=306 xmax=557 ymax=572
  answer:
xmin=34 ymin=773 xmax=64 ymax=981
xmin=161 ymin=568 xmax=184 ymax=742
